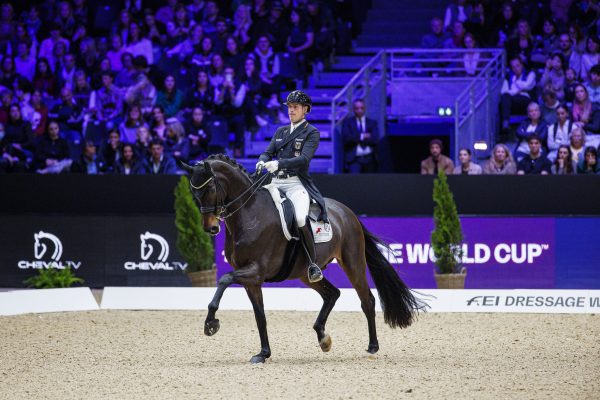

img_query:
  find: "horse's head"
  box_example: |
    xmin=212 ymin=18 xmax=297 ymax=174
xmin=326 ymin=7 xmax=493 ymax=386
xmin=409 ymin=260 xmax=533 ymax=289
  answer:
xmin=182 ymin=156 xmax=253 ymax=236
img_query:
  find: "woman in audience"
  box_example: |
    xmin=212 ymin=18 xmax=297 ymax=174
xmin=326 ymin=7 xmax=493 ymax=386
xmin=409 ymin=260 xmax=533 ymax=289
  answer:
xmin=564 ymin=67 xmax=579 ymax=104
xmin=483 ymin=143 xmax=517 ymax=174
xmin=453 ymin=148 xmax=482 ymax=174
xmin=72 ymin=70 xmax=92 ymax=110
xmin=500 ymin=57 xmax=536 ymax=132
xmin=223 ymin=36 xmax=244 ymax=73
xmin=184 ymin=70 xmax=217 ymax=117
xmin=208 ymin=53 xmax=226 ymax=88
xmin=114 ymin=143 xmax=145 ymax=175
xmin=462 ymin=33 xmax=480 ymax=76
xmin=118 ymin=104 xmax=147 ymax=144
xmin=232 ymin=5 xmax=252 ymax=51
xmin=572 ymin=84 xmax=593 ymax=125
xmin=539 ymin=52 xmax=566 ymax=101
xmin=164 ymin=119 xmax=190 ymax=164
xmin=504 ymin=19 xmax=533 ymax=66
xmin=150 ymin=105 xmax=168 ymax=141
xmin=580 ymin=36 xmax=600 ymax=82
xmin=156 ymin=75 xmax=184 ymax=118
xmin=106 ymin=34 xmax=125 ymax=72
xmin=125 ymin=21 xmax=154 ymax=65
xmin=30 ymin=89 xmax=48 ymax=137
xmin=184 ymin=107 xmax=211 ymax=160
xmin=287 ymin=8 xmax=314 ymax=87
xmin=32 ymin=58 xmax=56 ymax=99
xmin=515 ymin=102 xmax=548 ymax=161
xmin=576 ymin=146 xmax=600 ymax=174
xmin=569 ymin=125 xmax=586 ymax=163
xmin=134 ymin=125 xmax=152 ymax=161
xmin=551 ymin=145 xmax=576 ymax=175
xmin=547 ymin=104 xmax=574 ymax=161
xmin=190 ymin=36 xmax=214 ymax=70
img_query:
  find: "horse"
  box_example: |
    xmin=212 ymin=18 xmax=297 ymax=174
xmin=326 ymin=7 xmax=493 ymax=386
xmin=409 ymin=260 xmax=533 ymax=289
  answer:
xmin=182 ymin=154 xmax=423 ymax=364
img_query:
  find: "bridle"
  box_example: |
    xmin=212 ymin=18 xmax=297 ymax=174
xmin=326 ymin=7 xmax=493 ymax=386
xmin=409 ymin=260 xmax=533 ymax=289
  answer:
xmin=189 ymin=164 xmax=271 ymax=221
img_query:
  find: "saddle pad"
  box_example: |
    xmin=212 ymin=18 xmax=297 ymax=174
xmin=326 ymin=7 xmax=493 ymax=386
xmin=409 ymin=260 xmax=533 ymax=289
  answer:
xmin=263 ymin=183 xmax=296 ymax=241
xmin=310 ymin=219 xmax=333 ymax=243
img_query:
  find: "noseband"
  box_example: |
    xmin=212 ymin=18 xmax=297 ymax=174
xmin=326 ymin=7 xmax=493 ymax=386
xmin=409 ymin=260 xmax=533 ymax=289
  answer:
xmin=189 ymin=166 xmax=271 ymax=221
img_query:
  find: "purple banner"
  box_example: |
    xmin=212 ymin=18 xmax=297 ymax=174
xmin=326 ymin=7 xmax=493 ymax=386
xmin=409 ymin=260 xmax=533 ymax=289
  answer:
xmin=216 ymin=217 xmax=556 ymax=289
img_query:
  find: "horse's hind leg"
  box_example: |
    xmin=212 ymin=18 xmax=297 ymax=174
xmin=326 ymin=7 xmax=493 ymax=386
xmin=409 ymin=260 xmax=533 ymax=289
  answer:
xmin=340 ymin=259 xmax=379 ymax=354
xmin=245 ymin=285 xmax=271 ymax=363
xmin=302 ymin=276 xmax=340 ymax=352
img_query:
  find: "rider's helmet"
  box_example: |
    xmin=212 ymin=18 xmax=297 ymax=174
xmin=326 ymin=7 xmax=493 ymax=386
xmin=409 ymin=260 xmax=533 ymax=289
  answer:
xmin=283 ymin=90 xmax=312 ymax=113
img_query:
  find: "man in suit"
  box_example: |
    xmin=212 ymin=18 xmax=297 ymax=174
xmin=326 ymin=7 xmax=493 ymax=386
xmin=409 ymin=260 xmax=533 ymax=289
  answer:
xmin=256 ymin=90 xmax=327 ymax=283
xmin=341 ymin=99 xmax=379 ymax=173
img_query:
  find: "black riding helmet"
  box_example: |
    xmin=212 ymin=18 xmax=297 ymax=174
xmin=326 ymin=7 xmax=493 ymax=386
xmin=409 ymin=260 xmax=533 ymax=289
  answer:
xmin=283 ymin=90 xmax=312 ymax=113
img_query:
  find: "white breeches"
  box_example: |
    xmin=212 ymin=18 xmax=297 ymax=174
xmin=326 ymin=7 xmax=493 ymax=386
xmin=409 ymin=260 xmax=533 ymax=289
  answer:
xmin=271 ymin=176 xmax=309 ymax=227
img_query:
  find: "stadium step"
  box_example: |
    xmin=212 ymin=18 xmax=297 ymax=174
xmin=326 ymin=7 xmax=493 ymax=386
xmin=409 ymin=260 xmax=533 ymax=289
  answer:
xmin=314 ymin=72 xmax=356 ymax=88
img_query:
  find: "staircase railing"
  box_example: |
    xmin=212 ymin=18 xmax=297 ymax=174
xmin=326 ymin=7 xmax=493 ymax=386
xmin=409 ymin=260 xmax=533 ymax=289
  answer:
xmin=330 ymin=50 xmax=387 ymax=173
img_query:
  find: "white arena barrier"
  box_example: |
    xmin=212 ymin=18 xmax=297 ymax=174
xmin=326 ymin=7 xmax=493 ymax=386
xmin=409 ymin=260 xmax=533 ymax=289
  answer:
xmin=100 ymin=287 xmax=600 ymax=314
xmin=0 ymin=287 xmax=99 ymax=316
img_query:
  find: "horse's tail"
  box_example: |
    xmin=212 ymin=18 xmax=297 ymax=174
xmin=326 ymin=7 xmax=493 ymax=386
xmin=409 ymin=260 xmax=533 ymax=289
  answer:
xmin=361 ymin=222 xmax=421 ymax=329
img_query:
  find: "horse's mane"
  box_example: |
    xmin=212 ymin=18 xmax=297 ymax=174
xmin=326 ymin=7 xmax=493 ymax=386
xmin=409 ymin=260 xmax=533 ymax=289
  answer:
xmin=203 ymin=154 xmax=252 ymax=181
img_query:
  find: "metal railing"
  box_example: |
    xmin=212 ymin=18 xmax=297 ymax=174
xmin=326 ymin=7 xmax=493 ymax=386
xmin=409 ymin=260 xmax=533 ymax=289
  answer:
xmin=330 ymin=48 xmax=505 ymax=171
xmin=330 ymin=50 xmax=387 ymax=173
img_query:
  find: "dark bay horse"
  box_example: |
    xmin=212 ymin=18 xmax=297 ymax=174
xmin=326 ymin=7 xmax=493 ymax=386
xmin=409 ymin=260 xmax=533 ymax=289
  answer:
xmin=182 ymin=155 xmax=422 ymax=363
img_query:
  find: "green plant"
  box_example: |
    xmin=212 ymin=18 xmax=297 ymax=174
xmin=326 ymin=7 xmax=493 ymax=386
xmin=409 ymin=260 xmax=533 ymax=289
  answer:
xmin=431 ymin=170 xmax=464 ymax=274
xmin=24 ymin=266 xmax=84 ymax=289
xmin=174 ymin=175 xmax=214 ymax=272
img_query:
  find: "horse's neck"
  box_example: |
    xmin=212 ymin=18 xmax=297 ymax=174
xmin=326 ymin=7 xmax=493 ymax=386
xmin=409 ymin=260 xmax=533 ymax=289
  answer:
xmin=218 ymin=167 xmax=252 ymax=204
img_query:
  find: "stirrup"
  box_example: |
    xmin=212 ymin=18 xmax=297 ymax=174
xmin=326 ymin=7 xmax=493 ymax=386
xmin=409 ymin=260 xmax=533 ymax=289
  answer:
xmin=308 ymin=263 xmax=323 ymax=283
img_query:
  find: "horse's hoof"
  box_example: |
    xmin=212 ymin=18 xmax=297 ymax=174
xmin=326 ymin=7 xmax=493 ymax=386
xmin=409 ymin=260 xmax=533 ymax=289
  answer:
xmin=204 ymin=319 xmax=220 ymax=336
xmin=319 ymin=334 xmax=332 ymax=352
xmin=367 ymin=344 xmax=379 ymax=354
xmin=250 ymin=354 xmax=266 ymax=364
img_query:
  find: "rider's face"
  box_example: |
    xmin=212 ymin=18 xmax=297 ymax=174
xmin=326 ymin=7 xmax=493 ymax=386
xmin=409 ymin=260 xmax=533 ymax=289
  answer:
xmin=288 ymin=103 xmax=307 ymax=124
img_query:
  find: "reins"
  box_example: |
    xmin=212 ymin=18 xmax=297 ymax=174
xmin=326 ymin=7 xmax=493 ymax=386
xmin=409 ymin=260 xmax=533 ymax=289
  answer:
xmin=190 ymin=170 xmax=271 ymax=220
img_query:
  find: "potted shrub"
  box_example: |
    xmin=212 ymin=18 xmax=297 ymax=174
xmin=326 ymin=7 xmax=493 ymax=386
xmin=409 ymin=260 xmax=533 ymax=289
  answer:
xmin=430 ymin=170 xmax=467 ymax=289
xmin=24 ymin=265 xmax=84 ymax=288
xmin=174 ymin=176 xmax=216 ymax=286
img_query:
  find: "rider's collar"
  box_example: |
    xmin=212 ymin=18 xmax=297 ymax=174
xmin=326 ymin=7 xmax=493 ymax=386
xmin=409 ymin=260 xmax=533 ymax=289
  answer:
xmin=290 ymin=119 xmax=306 ymax=133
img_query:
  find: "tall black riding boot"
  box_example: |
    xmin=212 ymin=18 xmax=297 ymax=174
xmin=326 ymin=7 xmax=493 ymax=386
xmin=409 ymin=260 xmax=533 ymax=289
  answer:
xmin=299 ymin=224 xmax=322 ymax=283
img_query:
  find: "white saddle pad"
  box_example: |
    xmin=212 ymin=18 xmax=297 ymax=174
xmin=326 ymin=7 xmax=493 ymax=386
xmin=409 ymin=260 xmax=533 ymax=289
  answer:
xmin=263 ymin=184 xmax=333 ymax=243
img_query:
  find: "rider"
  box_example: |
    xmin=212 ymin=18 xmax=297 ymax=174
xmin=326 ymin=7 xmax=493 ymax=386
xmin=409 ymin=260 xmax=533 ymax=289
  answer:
xmin=256 ymin=90 xmax=328 ymax=283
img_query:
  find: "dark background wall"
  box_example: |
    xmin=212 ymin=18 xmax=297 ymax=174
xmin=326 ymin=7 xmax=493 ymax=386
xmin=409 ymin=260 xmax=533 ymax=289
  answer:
xmin=1 ymin=175 xmax=599 ymax=216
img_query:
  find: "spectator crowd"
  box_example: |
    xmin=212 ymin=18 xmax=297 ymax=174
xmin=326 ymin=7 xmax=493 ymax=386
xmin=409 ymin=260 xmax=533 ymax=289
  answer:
xmin=419 ymin=0 xmax=600 ymax=175
xmin=0 ymin=0 xmax=352 ymax=174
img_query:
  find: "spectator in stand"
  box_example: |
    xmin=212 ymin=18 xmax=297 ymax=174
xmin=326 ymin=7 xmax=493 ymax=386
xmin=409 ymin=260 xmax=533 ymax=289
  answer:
xmin=115 ymin=52 xmax=137 ymax=89
xmin=144 ymin=139 xmax=177 ymax=174
xmin=568 ymin=1 xmax=598 ymax=36
xmin=342 ymin=99 xmax=379 ymax=173
xmin=208 ymin=53 xmax=226 ymax=88
xmin=453 ymin=148 xmax=482 ymax=175
xmin=463 ymin=33 xmax=480 ymax=76
xmin=558 ymin=33 xmax=581 ymax=78
xmin=190 ymin=36 xmax=214 ymax=70
xmin=306 ymin=0 xmax=335 ymax=71
xmin=216 ymin=65 xmax=247 ymax=157
xmin=492 ymin=2 xmax=516 ymax=47
xmin=118 ymin=104 xmax=147 ymax=144
xmin=483 ymin=143 xmax=517 ymax=175
xmin=567 ymin=23 xmax=586 ymax=55
xmin=30 ymin=89 xmax=48 ymax=137
xmin=539 ymin=53 xmax=566 ymax=101
xmin=184 ymin=107 xmax=211 ymax=160
xmin=551 ymin=145 xmax=576 ymax=175
xmin=287 ymin=8 xmax=314 ymax=87
xmin=32 ymin=58 xmax=56 ymax=99
xmin=572 ymin=84 xmax=593 ymax=125
xmin=500 ymin=57 xmax=536 ymax=133
xmin=223 ymin=36 xmax=244 ymax=73
xmin=240 ymin=57 xmax=269 ymax=129
xmin=72 ymin=70 xmax=92 ymax=111
xmin=77 ymin=37 xmax=98 ymax=78
xmin=14 ymin=78 xmax=34 ymax=123
xmin=88 ymin=71 xmax=123 ymax=130
xmin=134 ymin=125 xmax=152 ymax=161
xmin=585 ymin=64 xmax=600 ymax=104
xmin=106 ymin=34 xmax=125 ymax=72
xmin=34 ymin=120 xmax=70 ymax=174
xmin=547 ymin=104 xmax=575 ymax=161
xmin=202 ymin=1 xmax=220 ymax=36
xmin=150 ymin=105 xmax=168 ymax=141
xmin=156 ymin=75 xmax=184 ymax=119
xmin=515 ymin=102 xmax=548 ymax=162
xmin=114 ymin=143 xmax=145 ymax=175
xmin=577 ymin=146 xmax=600 ymax=174
xmin=164 ymin=119 xmax=190 ymax=164
xmin=101 ymin=128 xmax=124 ymax=173
xmin=14 ymin=41 xmax=36 ymax=82
xmin=581 ymin=36 xmax=600 ymax=82
xmin=569 ymin=125 xmax=586 ymax=163
xmin=421 ymin=17 xmax=450 ymax=50
xmin=0 ymin=56 xmax=21 ymax=90
xmin=49 ymin=86 xmax=83 ymax=138
xmin=125 ymin=21 xmax=153 ymax=65
xmin=185 ymin=70 xmax=217 ymax=117
xmin=124 ymin=56 xmax=156 ymax=116
xmin=5 ymin=104 xmax=34 ymax=155
xmin=420 ymin=139 xmax=454 ymax=175
xmin=210 ymin=18 xmax=229 ymax=55
xmin=71 ymin=140 xmax=105 ymax=174
xmin=564 ymin=67 xmax=580 ymax=104
xmin=249 ymin=34 xmax=282 ymax=100
xmin=517 ymin=135 xmax=552 ymax=175
xmin=540 ymin=90 xmax=560 ymax=126
xmin=443 ymin=21 xmax=466 ymax=50
xmin=443 ymin=0 xmax=471 ymax=31
xmin=0 ymin=122 xmax=28 ymax=173
xmin=174 ymin=3 xmax=196 ymax=37
xmin=55 ymin=1 xmax=76 ymax=38
xmin=531 ymin=18 xmax=559 ymax=67
xmin=505 ymin=20 xmax=533 ymax=66
xmin=38 ymin=22 xmax=69 ymax=62
xmin=464 ymin=1 xmax=489 ymax=47
xmin=254 ymin=2 xmax=289 ymax=53
xmin=57 ymin=53 xmax=77 ymax=91
xmin=156 ymin=0 xmax=177 ymax=26
xmin=166 ymin=24 xmax=203 ymax=59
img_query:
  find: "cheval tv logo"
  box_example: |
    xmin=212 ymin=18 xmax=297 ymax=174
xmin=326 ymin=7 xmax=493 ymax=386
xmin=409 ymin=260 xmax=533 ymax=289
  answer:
xmin=124 ymin=231 xmax=187 ymax=271
xmin=18 ymin=231 xmax=82 ymax=269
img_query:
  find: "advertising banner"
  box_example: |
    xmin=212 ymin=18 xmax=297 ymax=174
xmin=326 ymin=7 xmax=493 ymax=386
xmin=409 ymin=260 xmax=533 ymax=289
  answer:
xmin=216 ymin=217 xmax=600 ymax=289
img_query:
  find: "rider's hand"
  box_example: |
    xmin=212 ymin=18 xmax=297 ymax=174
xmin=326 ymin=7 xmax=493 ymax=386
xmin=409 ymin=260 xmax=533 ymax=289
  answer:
xmin=264 ymin=161 xmax=279 ymax=173
xmin=255 ymin=160 xmax=265 ymax=172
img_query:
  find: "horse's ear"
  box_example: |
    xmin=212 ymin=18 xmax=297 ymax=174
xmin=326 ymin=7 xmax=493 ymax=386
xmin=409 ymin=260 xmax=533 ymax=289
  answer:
xmin=180 ymin=161 xmax=194 ymax=174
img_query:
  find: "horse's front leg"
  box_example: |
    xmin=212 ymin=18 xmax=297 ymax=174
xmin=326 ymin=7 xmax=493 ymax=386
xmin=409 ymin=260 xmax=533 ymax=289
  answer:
xmin=204 ymin=273 xmax=234 ymax=336
xmin=245 ymin=284 xmax=271 ymax=364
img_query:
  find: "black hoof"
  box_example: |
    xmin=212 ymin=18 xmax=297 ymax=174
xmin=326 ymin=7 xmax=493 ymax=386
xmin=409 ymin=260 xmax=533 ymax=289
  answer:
xmin=204 ymin=319 xmax=220 ymax=336
xmin=250 ymin=354 xmax=266 ymax=364
xmin=367 ymin=344 xmax=379 ymax=354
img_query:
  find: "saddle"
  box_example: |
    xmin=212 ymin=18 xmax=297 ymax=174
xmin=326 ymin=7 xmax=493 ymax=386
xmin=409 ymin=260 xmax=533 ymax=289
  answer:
xmin=262 ymin=183 xmax=333 ymax=283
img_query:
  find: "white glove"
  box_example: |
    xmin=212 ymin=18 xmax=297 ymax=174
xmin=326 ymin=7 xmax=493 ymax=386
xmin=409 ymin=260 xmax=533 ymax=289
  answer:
xmin=255 ymin=161 xmax=265 ymax=171
xmin=264 ymin=160 xmax=279 ymax=173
